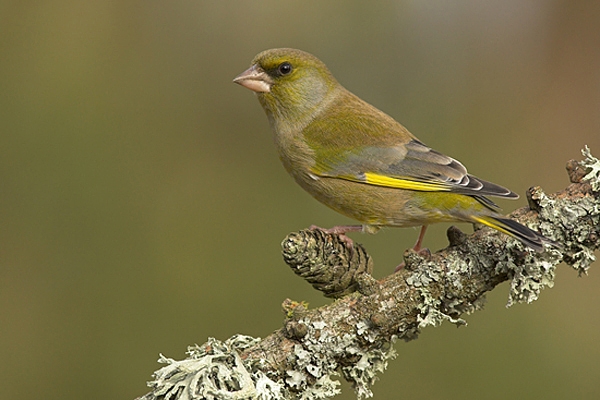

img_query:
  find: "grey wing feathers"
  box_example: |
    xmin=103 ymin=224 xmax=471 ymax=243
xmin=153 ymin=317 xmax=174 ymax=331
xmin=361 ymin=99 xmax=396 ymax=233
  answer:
xmin=399 ymin=140 xmax=519 ymax=198
xmin=318 ymin=138 xmax=518 ymax=201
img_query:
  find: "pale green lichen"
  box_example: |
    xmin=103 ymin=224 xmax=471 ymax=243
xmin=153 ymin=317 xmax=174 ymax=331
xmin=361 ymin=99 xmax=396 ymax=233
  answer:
xmin=147 ymin=335 xmax=264 ymax=400
xmin=145 ymin=335 xmax=300 ymax=400
xmin=143 ymin=303 xmax=395 ymax=400
xmin=253 ymin=371 xmax=287 ymax=400
xmin=340 ymin=339 xmax=396 ymax=399
xmin=355 ymin=320 xmax=379 ymax=344
xmin=506 ymin=148 xmax=599 ymax=303
xmin=534 ymin=183 xmax=598 ymax=276
xmin=404 ymin=256 xmax=471 ymax=329
xmin=581 ymin=146 xmax=600 ymax=191
xmin=285 ymin=315 xmax=396 ymax=399
xmin=569 ymin=245 xmax=597 ymax=275
xmin=426 ymin=249 xmax=492 ymax=315
xmin=506 ymin=251 xmax=558 ymax=307
xmin=285 ymin=340 xmax=341 ymax=400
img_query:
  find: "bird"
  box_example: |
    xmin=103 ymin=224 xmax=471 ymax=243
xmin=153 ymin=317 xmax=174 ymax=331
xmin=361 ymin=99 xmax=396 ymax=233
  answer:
xmin=233 ymin=48 xmax=554 ymax=260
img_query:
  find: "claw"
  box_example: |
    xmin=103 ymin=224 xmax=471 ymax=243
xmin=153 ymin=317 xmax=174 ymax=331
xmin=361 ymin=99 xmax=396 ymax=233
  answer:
xmin=309 ymin=225 xmax=362 ymax=253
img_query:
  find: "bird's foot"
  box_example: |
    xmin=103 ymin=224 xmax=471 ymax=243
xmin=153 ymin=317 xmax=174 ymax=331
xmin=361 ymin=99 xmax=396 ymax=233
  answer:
xmin=394 ymin=225 xmax=430 ymax=272
xmin=309 ymin=225 xmax=362 ymax=251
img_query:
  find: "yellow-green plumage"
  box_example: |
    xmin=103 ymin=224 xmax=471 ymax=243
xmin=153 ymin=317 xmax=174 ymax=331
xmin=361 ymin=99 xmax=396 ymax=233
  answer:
xmin=234 ymin=48 xmax=553 ymax=252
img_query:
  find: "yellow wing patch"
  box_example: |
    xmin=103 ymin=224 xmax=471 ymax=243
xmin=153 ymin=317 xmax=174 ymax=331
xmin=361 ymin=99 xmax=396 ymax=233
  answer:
xmin=311 ymin=166 xmax=453 ymax=192
xmin=362 ymin=172 xmax=452 ymax=192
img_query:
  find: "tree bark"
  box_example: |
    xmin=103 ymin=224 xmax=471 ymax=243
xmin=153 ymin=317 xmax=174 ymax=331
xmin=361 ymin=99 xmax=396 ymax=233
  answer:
xmin=137 ymin=148 xmax=599 ymax=400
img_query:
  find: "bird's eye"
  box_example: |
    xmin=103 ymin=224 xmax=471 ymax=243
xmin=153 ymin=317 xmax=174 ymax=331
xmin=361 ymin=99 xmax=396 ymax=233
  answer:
xmin=277 ymin=62 xmax=292 ymax=76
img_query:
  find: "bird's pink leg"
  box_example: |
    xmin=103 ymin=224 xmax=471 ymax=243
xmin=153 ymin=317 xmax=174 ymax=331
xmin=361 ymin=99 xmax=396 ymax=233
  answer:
xmin=412 ymin=225 xmax=428 ymax=252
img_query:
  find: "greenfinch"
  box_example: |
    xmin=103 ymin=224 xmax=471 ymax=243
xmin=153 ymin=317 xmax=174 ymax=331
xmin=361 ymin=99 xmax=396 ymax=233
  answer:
xmin=233 ymin=48 xmax=553 ymax=254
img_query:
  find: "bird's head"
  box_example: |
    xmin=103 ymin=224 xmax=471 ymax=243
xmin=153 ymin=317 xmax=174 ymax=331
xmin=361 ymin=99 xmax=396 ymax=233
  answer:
xmin=234 ymin=48 xmax=340 ymax=125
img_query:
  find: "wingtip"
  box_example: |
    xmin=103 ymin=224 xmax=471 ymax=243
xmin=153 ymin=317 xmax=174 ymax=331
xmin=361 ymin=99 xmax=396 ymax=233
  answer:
xmin=506 ymin=190 xmax=520 ymax=199
xmin=476 ymin=216 xmax=560 ymax=252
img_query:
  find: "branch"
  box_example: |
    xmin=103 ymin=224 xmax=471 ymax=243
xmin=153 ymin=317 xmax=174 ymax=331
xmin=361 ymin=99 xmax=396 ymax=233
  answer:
xmin=136 ymin=147 xmax=599 ymax=400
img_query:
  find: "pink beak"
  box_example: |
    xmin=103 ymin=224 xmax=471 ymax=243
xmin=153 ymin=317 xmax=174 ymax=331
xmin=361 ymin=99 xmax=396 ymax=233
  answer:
xmin=233 ymin=64 xmax=273 ymax=93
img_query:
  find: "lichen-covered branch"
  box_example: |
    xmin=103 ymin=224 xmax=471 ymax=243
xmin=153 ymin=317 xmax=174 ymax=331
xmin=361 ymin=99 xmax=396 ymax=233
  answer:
xmin=137 ymin=148 xmax=599 ymax=400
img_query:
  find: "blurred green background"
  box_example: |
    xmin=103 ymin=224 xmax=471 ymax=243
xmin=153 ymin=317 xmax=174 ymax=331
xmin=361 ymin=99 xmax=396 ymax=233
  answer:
xmin=1 ymin=1 xmax=599 ymax=399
